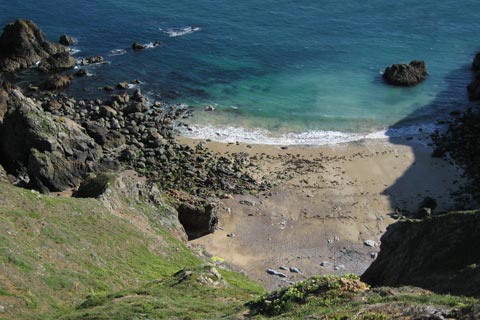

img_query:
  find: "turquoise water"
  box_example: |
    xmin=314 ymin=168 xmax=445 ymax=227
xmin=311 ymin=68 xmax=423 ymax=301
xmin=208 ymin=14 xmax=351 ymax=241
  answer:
xmin=1 ymin=1 xmax=479 ymax=143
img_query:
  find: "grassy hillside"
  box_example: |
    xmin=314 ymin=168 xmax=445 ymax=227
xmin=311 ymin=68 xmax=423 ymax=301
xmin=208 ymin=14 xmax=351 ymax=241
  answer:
xmin=0 ymin=180 xmax=263 ymax=319
xmin=1 ymin=178 xmax=479 ymax=319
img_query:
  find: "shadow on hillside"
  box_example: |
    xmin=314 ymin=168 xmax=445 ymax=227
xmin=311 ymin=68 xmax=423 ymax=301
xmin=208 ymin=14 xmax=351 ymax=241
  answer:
xmin=382 ymin=63 xmax=477 ymax=215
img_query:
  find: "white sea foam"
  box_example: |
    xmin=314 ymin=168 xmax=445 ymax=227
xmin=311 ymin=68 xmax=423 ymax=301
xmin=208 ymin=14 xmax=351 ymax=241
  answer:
xmin=108 ymin=49 xmax=127 ymax=56
xmin=69 ymin=47 xmax=80 ymax=55
xmin=162 ymin=26 xmax=201 ymax=37
xmin=177 ymin=123 xmax=439 ymax=146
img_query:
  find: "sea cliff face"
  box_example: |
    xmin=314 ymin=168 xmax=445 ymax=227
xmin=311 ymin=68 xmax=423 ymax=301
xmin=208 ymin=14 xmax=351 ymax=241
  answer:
xmin=361 ymin=211 xmax=480 ymax=296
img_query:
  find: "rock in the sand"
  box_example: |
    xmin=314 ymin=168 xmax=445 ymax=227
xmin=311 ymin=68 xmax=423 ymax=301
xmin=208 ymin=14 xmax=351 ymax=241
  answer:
xmin=364 ymin=240 xmax=378 ymax=248
xmin=43 ymin=74 xmax=73 ymax=90
xmin=320 ymin=261 xmax=330 ymax=267
xmin=279 ymin=266 xmax=288 ymax=271
xmin=472 ymin=53 xmax=480 ymax=71
xmin=290 ymin=267 xmax=301 ymax=274
xmin=334 ymin=264 xmax=346 ymax=271
xmin=0 ymin=19 xmax=75 ymax=73
xmin=267 ymin=269 xmax=279 ymax=275
xmin=177 ymin=202 xmax=219 ymax=240
xmin=132 ymin=42 xmax=146 ymax=50
xmin=59 ymin=34 xmax=74 ymax=46
xmin=239 ymin=199 xmax=256 ymax=206
xmin=383 ymin=60 xmax=427 ymax=86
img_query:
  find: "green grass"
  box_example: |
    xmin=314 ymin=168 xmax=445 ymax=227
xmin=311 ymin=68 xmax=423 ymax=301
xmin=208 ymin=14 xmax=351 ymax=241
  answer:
xmin=247 ymin=275 xmax=479 ymax=319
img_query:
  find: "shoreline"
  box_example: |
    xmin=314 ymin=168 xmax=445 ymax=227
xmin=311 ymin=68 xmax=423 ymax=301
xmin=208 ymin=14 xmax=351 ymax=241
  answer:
xmin=176 ymin=117 xmax=444 ymax=147
xmin=178 ymin=135 xmax=467 ymax=290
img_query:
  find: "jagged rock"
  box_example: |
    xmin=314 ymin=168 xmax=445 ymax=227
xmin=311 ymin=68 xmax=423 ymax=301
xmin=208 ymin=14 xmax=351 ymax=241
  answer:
xmin=0 ymin=164 xmax=7 ymax=182
xmin=472 ymin=53 xmax=480 ymax=71
xmin=132 ymin=42 xmax=146 ymax=50
xmin=0 ymin=81 xmax=11 ymax=123
xmin=75 ymin=69 xmax=88 ymax=77
xmin=383 ymin=60 xmax=427 ymax=86
xmin=177 ymin=202 xmax=218 ymax=240
xmin=0 ymin=89 xmax=102 ymax=192
xmin=361 ymin=211 xmax=480 ymax=296
xmin=0 ymin=19 xmax=74 ymax=73
xmin=80 ymin=56 xmax=104 ymax=66
xmin=81 ymin=121 xmax=125 ymax=148
xmin=73 ymin=173 xmax=115 ymax=198
xmin=44 ymin=74 xmax=73 ymax=90
xmin=117 ymin=82 xmax=129 ymax=90
xmin=59 ymin=34 xmax=74 ymax=46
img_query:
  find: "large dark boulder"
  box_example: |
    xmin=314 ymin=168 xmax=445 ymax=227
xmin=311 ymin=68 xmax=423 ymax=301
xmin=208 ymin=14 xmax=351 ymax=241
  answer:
xmin=0 ymin=89 xmax=102 ymax=192
xmin=467 ymin=74 xmax=480 ymax=101
xmin=472 ymin=53 xmax=480 ymax=71
xmin=73 ymin=173 xmax=115 ymax=198
xmin=361 ymin=211 xmax=480 ymax=296
xmin=0 ymin=19 xmax=75 ymax=73
xmin=383 ymin=60 xmax=427 ymax=86
xmin=177 ymin=202 xmax=218 ymax=240
xmin=59 ymin=34 xmax=74 ymax=46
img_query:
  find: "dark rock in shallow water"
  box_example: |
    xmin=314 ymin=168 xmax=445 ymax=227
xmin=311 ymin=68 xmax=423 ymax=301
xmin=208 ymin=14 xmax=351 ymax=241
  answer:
xmin=383 ymin=60 xmax=427 ymax=86
xmin=80 ymin=56 xmax=104 ymax=66
xmin=177 ymin=202 xmax=218 ymax=240
xmin=0 ymin=19 xmax=75 ymax=73
xmin=467 ymin=74 xmax=480 ymax=101
xmin=75 ymin=69 xmax=88 ymax=77
xmin=472 ymin=53 xmax=480 ymax=71
xmin=132 ymin=42 xmax=146 ymax=50
xmin=0 ymin=89 xmax=102 ymax=192
xmin=44 ymin=74 xmax=73 ymax=90
xmin=59 ymin=34 xmax=74 ymax=46
xmin=361 ymin=211 xmax=480 ymax=296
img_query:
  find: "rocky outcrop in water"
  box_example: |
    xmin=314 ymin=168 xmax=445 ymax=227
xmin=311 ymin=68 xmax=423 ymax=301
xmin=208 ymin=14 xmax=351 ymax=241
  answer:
xmin=361 ymin=211 xmax=480 ymax=296
xmin=0 ymin=19 xmax=75 ymax=73
xmin=383 ymin=60 xmax=427 ymax=86
xmin=0 ymin=89 xmax=104 ymax=192
xmin=472 ymin=53 xmax=480 ymax=71
xmin=59 ymin=34 xmax=74 ymax=46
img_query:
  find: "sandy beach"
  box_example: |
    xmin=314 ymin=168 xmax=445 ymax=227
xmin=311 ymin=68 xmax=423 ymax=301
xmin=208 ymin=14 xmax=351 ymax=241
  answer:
xmin=177 ymin=135 xmax=466 ymax=290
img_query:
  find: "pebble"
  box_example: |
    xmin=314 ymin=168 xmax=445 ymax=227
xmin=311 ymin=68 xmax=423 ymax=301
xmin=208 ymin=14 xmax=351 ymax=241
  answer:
xmin=334 ymin=264 xmax=346 ymax=271
xmin=239 ymin=199 xmax=256 ymax=206
xmin=370 ymin=252 xmax=378 ymax=259
xmin=364 ymin=240 xmax=378 ymax=247
xmin=279 ymin=266 xmax=288 ymax=271
xmin=227 ymin=233 xmax=235 ymax=238
xmin=320 ymin=261 xmax=330 ymax=267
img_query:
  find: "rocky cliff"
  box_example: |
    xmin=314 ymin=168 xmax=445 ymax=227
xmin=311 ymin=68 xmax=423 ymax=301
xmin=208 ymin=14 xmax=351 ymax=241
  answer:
xmin=361 ymin=211 xmax=480 ymax=296
xmin=0 ymin=19 xmax=75 ymax=73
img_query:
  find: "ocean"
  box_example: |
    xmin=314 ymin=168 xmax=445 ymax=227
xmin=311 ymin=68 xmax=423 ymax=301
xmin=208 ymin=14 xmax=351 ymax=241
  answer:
xmin=1 ymin=0 xmax=479 ymax=145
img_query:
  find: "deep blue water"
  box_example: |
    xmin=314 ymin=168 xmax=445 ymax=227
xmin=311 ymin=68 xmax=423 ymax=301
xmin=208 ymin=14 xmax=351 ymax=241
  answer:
xmin=1 ymin=1 xmax=479 ymax=144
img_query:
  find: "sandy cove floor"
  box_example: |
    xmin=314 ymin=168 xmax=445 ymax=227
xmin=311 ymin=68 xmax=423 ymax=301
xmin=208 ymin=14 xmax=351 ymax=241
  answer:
xmin=177 ymin=136 xmax=466 ymax=290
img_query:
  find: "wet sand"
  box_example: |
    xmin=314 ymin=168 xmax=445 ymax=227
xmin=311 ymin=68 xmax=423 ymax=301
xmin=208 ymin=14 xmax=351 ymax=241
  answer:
xmin=178 ymin=136 xmax=466 ymax=290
